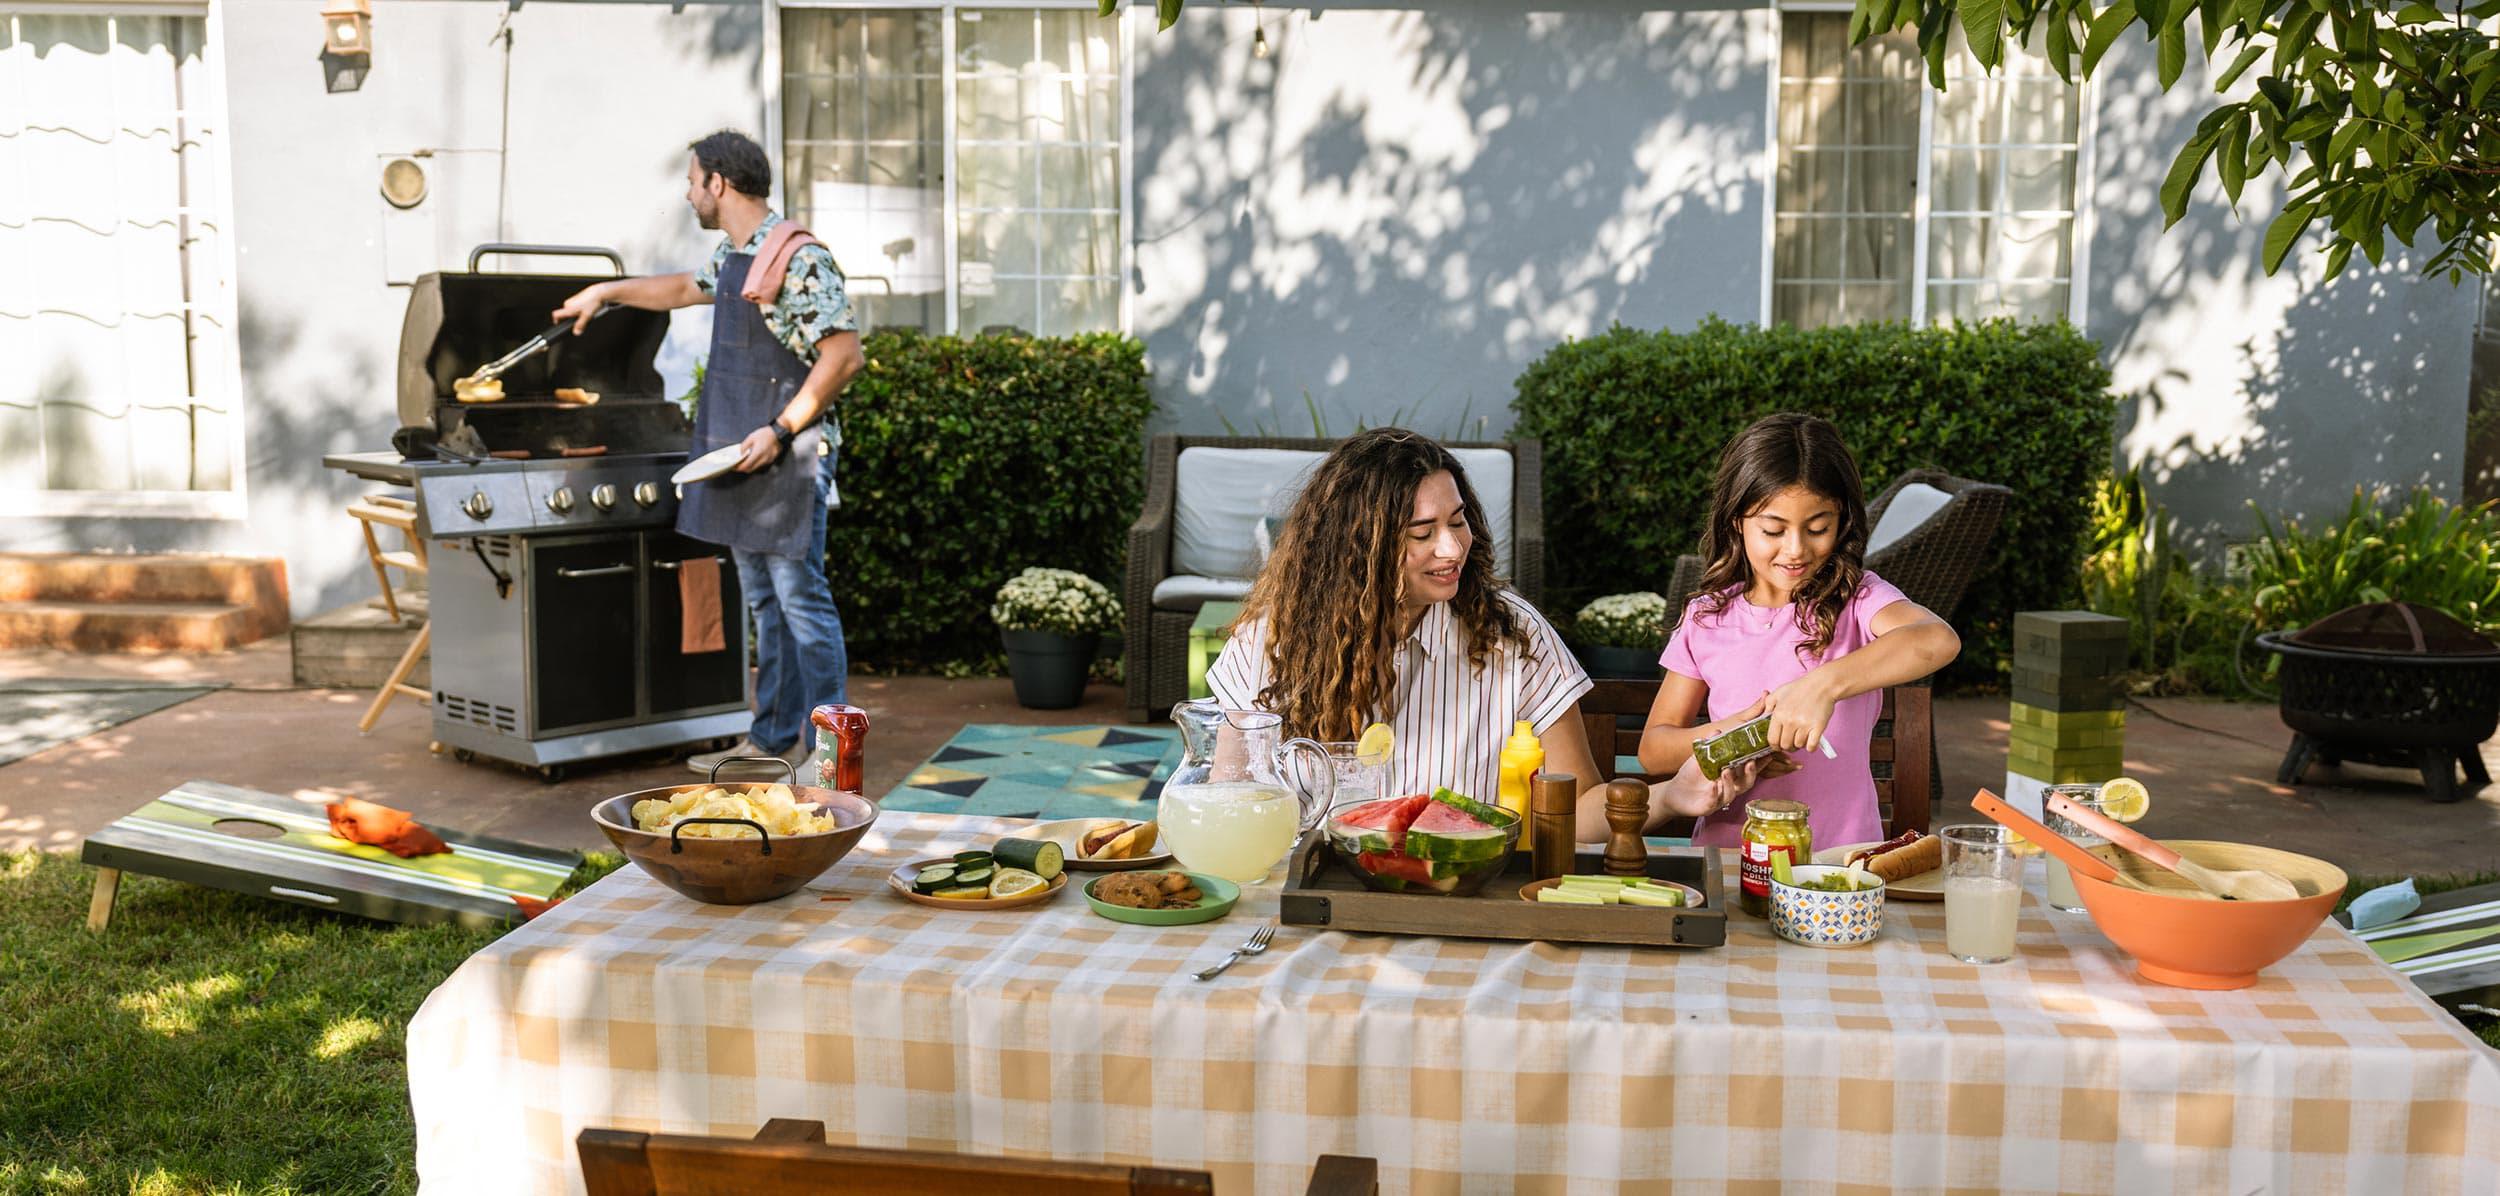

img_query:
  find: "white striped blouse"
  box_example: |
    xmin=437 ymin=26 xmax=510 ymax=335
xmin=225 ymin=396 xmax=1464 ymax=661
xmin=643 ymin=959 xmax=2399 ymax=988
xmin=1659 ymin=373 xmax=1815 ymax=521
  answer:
xmin=1205 ymin=590 xmax=1593 ymax=804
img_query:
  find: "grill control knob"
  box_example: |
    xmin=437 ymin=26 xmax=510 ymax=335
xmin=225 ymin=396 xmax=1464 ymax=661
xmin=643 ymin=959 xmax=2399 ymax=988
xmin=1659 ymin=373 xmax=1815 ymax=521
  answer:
xmin=633 ymin=481 xmax=661 ymax=508
xmin=590 ymin=483 xmax=618 ymax=512
xmin=545 ymin=486 xmax=576 ymax=516
xmin=461 ymin=491 xmax=493 ymax=521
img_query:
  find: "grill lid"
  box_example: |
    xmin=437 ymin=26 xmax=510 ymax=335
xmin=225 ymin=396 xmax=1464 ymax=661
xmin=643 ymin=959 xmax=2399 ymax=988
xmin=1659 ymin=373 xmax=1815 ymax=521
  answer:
xmin=395 ymin=245 xmax=686 ymax=459
xmin=2285 ymin=602 xmax=2499 ymax=658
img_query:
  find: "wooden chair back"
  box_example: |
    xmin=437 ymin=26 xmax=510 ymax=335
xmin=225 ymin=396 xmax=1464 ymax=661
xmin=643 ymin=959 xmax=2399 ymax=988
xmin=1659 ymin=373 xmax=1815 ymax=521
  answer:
xmin=580 ymin=1120 xmax=1380 ymax=1196
xmin=1573 ymin=678 xmax=1934 ymax=838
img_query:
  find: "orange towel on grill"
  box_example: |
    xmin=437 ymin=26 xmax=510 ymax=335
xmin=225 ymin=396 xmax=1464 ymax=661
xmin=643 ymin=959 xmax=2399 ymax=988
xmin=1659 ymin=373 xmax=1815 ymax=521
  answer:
xmin=680 ymin=555 xmax=726 ymax=654
xmin=326 ymin=797 xmax=452 ymax=859
xmin=739 ymin=220 xmax=825 ymax=308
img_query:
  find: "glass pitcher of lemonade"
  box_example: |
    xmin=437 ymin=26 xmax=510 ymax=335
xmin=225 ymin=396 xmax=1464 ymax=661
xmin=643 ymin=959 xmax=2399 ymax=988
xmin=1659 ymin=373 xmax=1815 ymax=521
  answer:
xmin=1160 ymin=699 xmax=1336 ymax=882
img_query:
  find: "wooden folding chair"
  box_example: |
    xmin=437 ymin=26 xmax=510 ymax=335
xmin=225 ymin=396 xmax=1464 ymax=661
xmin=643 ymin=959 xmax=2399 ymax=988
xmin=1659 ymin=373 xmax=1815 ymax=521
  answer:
xmin=347 ymin=494 xmax=430 ymax=733
xmin=1575 ymin=677 xmax=1934 ymax=837
xmin=578 ymin=1120 xmax=1380 ymax=1196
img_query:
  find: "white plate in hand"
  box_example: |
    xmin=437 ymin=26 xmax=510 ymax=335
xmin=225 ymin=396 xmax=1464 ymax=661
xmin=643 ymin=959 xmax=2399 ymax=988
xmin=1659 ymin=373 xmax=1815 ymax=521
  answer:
xmin=670 ymin=443 xmax=745 ymax=485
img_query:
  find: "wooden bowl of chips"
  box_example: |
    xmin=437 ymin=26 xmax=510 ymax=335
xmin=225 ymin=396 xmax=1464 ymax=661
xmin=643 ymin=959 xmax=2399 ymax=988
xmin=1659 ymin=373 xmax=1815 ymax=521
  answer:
xmin=590 ymin=765 xmax=878 ymax=905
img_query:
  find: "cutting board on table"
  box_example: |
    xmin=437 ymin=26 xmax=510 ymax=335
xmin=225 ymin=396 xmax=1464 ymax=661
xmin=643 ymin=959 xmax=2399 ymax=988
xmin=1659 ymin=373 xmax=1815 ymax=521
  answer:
xmin=81 ymin=779 xmax=578 ymax=928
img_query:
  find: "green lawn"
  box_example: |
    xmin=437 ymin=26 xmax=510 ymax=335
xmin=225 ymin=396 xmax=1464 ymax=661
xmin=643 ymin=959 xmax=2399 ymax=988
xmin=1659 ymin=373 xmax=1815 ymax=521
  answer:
xmin=0 ymin=849 xmax=615 ymax=1196
xmin=1 ymin=850 xmax=2491 ymax=1194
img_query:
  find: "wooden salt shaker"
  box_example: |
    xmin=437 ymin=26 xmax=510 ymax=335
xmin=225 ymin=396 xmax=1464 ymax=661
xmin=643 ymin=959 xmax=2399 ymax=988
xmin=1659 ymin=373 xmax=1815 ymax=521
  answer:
xmin=1602 ymin=779 xmax=1648 ymax=877
xmin=1530 ymin=772 xmax=1577 ymax=881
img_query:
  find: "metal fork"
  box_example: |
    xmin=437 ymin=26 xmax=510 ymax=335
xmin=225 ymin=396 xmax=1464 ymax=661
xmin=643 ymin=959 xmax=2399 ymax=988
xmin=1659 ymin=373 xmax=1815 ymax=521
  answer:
xmin=1191 ymin=922 xmax=1277 ymax=982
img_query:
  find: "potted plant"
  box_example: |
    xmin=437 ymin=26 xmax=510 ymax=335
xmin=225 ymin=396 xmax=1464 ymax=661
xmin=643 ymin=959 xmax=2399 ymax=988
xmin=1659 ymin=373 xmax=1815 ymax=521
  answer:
xmin=1572 ymin=592 xmax=1669 ymax=680
xmin=992 ymin=567 xmax=1123 ymax=709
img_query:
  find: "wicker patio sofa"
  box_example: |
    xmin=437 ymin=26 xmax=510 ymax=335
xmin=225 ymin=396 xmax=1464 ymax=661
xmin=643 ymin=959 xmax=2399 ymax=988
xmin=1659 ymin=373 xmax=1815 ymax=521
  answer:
xmin=1123 ymin=435 xmax=1543 ymax=722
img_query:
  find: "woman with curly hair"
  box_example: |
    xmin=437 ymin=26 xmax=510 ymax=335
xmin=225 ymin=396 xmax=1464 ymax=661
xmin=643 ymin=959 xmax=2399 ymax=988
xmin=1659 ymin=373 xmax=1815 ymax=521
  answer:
xmin=1205 ymin=427 xmax=1750 ymax=839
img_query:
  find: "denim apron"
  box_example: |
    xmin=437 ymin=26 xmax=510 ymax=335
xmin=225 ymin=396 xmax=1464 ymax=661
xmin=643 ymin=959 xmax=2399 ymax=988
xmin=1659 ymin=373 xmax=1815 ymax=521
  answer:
xmin=676 ymin=251 xmax=822 ymax=558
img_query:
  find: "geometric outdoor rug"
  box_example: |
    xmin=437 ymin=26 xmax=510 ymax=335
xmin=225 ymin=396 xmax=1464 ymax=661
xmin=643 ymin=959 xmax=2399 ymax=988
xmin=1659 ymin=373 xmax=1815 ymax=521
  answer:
xmin=877 ymin=723 xmax=1181 ymax=821
xmin=0 ymin=679 xmax=224 ymax=767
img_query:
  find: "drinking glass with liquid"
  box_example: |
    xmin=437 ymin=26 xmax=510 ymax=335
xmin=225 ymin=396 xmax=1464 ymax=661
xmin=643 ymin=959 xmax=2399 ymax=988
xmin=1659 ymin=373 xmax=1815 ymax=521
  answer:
xmin=2041 ymin=784 xmax=2108 ymax=913
xmin=1940 ymin=824 xmax=2021 ymax=964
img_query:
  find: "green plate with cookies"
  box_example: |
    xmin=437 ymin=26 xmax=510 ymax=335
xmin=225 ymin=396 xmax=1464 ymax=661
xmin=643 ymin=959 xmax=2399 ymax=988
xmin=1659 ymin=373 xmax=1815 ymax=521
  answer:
xmin=1080 ymin=870 xmax=1239 ymax=926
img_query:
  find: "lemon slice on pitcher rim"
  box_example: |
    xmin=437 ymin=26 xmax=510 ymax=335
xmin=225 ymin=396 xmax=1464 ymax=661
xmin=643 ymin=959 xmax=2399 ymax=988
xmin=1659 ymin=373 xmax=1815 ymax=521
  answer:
xmin=1355 ymin=722 xmax=1395 ymax=766
xmin=987 ymin=867 xmax=1049 ymax=899
xmin=2098 ymin=777 xmax=2150 ymax=823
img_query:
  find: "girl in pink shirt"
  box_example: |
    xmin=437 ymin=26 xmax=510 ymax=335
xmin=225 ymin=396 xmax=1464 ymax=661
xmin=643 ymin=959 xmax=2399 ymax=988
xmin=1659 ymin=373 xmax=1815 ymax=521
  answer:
xmin=1635 ymin=414 xmax=1963 ymax=850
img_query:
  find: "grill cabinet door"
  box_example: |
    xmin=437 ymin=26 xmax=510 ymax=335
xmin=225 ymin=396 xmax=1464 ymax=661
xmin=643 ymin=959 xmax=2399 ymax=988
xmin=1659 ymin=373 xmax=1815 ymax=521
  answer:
xmin=644 ymin=532 xmax=747 ymax=718
xmin=527 ymin=536 xmax=640 ymax=732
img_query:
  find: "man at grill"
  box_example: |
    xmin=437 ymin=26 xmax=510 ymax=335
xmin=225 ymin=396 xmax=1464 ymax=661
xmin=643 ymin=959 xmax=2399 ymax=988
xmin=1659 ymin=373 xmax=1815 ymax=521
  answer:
xmin=553 ymin=130 xmax=864 ymax=776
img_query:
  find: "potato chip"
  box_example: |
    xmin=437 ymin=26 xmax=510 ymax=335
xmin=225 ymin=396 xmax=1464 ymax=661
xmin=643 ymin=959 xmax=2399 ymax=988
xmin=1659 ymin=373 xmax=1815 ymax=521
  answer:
xmin=630 ymin=783 xmax=837 ymax=837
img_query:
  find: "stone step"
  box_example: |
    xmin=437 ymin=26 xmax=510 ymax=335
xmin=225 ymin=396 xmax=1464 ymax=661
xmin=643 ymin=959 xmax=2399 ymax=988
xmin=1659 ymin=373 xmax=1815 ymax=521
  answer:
xmin=291 ymin=600 xmax=428 ymax=690
xmin=0 ymin=553 xmax=288 ymax=647
xmin=0 ymin=599 xmax=267 ymax=654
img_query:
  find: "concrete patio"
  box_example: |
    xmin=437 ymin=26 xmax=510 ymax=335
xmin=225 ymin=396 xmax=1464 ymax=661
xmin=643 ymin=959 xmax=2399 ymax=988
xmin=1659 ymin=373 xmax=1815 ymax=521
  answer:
xmin=4 ymin=641 xmax=2496 ymax=884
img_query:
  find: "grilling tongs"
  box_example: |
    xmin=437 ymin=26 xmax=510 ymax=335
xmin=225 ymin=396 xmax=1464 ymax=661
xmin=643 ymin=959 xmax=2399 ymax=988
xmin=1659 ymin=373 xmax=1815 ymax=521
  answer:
xmin=454 ymin=303 xmax=619 ymax=402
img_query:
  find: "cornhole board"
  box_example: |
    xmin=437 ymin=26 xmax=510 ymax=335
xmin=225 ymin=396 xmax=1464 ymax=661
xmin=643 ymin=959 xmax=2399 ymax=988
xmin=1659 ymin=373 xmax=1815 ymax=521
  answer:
xmin=2339 ymin=881 xmax=2500 ymax=999
xmin=79 ymin=780 xmax=578 ymax=931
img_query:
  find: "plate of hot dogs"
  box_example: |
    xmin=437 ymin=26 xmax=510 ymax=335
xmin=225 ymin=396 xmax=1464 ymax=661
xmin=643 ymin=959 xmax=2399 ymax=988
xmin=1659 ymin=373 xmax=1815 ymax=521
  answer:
xmin=1814 ymin=831 xmax=1943 ymax=901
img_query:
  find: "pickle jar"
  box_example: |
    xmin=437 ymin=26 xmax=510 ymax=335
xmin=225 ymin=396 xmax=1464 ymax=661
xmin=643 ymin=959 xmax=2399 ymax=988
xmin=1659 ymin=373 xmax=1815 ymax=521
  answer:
xmin=1737 ymin=798 xmax=1813 ymax=917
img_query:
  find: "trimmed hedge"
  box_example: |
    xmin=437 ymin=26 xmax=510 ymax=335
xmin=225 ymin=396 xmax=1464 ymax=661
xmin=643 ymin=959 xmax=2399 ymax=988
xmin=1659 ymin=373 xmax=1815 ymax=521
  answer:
xmin=826 ymin=330 xmax=1152 ymax=665
xmin=1511 ymin=317 xmax=2116 ymax=682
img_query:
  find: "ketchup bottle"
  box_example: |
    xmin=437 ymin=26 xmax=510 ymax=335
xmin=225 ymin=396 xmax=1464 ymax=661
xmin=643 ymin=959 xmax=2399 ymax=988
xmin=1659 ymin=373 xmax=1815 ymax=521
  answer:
xmin=808 ymin=704 xmax=869 ymax=793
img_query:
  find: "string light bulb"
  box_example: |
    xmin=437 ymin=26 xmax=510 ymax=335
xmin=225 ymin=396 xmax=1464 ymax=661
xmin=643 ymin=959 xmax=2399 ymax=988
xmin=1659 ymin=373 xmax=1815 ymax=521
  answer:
xmin=1252 ymin=1 xmax=1270 ymax=59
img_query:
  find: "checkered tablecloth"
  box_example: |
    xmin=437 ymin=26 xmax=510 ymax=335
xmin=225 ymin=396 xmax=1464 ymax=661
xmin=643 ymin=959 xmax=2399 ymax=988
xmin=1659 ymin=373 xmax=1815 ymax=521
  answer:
xmin=406 ymin=813 xmax=2500 ymax=1194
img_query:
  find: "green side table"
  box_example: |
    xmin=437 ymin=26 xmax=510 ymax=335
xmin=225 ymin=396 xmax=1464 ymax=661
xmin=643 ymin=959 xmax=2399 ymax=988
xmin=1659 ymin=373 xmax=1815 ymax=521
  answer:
xmin=1187 ymin=600 xmax=1244 ymax=701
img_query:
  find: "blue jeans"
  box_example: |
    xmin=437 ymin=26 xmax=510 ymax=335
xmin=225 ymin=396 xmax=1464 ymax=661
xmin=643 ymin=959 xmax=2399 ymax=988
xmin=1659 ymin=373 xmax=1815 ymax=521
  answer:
xmin=730 ymin=449 xmax=847 ymax=753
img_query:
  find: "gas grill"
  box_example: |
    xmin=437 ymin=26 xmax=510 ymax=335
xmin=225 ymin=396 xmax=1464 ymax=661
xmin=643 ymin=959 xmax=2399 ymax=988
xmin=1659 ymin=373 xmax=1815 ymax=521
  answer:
xmin=325 ymin=243 xmax=748 ymax=780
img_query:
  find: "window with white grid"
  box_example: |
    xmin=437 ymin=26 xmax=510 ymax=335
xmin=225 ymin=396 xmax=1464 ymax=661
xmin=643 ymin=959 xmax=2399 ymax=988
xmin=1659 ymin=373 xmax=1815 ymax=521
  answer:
xmin=780 ymin=5 xmax=1124 ymax=337
xmin=1772 ymin=11 xmax=2088 ymax=328
xmin=0 ymin=8 xmax=240 ymax=510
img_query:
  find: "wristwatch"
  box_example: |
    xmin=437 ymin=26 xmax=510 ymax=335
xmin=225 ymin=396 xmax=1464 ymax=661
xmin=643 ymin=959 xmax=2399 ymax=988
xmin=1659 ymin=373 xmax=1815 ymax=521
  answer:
xmin=768 ymin=420 xmax=796 ymax=452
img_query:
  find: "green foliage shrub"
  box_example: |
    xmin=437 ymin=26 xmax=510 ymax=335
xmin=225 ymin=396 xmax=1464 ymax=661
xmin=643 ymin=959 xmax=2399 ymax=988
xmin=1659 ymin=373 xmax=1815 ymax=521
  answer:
xmin=827 ymin=331 xmax=1152 ymax=665
xmin=1511 ymin=317 xmax=2117 ymax=682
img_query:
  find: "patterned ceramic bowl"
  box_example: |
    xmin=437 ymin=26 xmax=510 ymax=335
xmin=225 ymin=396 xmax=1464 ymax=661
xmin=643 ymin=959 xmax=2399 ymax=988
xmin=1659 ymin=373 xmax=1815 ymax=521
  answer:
xmin=1769 ymin=865 xmax=1885 ymax=948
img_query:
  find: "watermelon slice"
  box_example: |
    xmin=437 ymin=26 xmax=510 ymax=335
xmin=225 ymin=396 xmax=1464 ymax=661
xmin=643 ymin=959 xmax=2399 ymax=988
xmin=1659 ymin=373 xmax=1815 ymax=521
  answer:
xmin=1356 ymin=851 xmax=1461 ymax=892
xmin=1402 ymin=788 xmax=1516 ymax=864
xmin=1329 ymin=793 xmax=1432 ymax=854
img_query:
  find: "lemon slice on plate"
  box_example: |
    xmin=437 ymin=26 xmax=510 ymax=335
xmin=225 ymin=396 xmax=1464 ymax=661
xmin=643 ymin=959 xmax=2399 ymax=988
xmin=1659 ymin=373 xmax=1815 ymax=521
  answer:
xmin=1356 ymin=722 xmax=1395 ymax=766
xmin=2098 ymin=777 xmax=2150 ymax=823
xmin=988 ymin=867 xmax=1048 ymax=899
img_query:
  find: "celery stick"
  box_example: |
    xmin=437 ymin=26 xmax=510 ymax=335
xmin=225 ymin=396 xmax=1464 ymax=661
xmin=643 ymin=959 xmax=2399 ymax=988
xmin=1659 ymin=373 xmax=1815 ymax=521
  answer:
xmin=1558 ymin=874 xmax=1645 ymax=887
xmin=1536 ymin=888 xmax=1604 ymax=905
xmin=1620 ymin=887 xmax=1684 ymax=908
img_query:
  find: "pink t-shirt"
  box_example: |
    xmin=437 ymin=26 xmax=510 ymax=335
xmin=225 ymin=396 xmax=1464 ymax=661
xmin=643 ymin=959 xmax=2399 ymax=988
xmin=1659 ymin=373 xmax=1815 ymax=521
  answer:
xmin=1659 ymin=571 xmax=1910 ymax=850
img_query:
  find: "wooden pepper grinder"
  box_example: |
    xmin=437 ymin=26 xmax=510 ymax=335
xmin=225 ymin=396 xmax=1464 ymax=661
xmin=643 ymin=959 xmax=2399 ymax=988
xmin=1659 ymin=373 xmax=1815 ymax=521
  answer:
xmin=1602 ymin=779 xmax=1649 ymax=877
xmin=1530 ymin=772 xmax=1577 ymax=881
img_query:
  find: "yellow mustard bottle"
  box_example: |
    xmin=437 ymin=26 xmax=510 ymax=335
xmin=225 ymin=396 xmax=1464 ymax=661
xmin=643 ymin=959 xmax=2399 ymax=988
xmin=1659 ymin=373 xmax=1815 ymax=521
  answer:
xmin=1497 ymin=720 xmax=1544 ymax=824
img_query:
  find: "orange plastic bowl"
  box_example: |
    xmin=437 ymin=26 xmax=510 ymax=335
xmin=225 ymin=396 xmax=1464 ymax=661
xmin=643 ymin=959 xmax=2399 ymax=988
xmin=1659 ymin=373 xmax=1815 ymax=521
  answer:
xmin=2070 ymin=840 xmax=2347 ymax=990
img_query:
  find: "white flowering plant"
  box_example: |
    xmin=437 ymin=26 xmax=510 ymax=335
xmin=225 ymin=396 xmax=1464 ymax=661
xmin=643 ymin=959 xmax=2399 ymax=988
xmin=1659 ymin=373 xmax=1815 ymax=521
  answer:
xmin=1572 ymin=592 xmax=1670 ymax=650
xmin=991 ymin=567 xmax=1123 ymax=637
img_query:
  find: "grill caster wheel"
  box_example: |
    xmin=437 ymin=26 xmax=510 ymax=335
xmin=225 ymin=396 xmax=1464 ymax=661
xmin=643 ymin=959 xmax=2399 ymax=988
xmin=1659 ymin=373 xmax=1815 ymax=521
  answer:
xmin=536 ymin=764 xmax=568 ymax=784
xmin=452 ymin=748 xmax=476 ymax=765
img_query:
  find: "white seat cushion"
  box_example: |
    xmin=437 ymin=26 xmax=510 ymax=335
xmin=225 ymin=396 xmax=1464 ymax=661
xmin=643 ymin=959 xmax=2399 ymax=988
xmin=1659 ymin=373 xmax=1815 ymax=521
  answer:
xmin=1171 ymin=444 xmax=1518 ymax=581
xmin=1151 ymin=573 xmax=1255 ymax=612
xmin=1867 ymin=481 xmax=1953 ymax=555
xmin=1173 ymin=448 xmax=1327 ymax=580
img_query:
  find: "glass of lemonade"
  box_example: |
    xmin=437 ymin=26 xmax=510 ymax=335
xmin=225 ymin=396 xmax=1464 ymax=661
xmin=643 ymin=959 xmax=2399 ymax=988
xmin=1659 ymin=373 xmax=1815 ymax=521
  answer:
xmin=2041 ymin=784 xmax=2107 ymax=913
xmin=1319 ymin=740 xmax=1389 ymax=806
xmin=1157 ymin=781 xmax=1308 ymax=883
xmin=1940 ymin=824 xmax=2021 ymax=964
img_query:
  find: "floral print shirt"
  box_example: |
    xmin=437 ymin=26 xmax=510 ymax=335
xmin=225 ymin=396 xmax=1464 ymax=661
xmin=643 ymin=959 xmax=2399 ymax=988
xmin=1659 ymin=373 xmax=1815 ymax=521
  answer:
xmin=693 ymin=212 xmax=858 ymax=366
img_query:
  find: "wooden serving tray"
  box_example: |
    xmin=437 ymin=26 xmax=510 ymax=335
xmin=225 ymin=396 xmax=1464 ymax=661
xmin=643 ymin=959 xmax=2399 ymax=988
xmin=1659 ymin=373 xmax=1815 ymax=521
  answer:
xmin=1278 ymin=840 xmax=1727 ymax=949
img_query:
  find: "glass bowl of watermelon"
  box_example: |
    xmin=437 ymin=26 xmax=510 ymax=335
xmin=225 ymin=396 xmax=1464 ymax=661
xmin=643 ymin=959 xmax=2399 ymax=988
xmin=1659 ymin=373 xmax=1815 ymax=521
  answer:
xmin=1322 ymin=788 xmax=1521 ymax=896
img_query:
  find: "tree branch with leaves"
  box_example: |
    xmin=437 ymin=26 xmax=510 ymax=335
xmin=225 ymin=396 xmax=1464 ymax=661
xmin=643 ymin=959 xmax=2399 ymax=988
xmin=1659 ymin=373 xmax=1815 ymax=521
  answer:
xmin=1851 ymin=0 xmax=2500 ymax=277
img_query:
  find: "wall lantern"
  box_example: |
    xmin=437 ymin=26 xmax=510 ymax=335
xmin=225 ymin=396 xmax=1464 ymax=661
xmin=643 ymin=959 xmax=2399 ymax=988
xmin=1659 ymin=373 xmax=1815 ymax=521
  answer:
xmin=321 ymin=0 xmax=372 ymax=58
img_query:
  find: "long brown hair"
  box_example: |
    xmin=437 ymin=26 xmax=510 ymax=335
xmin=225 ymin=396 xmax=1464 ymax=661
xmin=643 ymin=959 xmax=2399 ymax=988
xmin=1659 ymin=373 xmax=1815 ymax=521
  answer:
xmin=1693 ymin=413 xmax=1870 ymax=663
xmin=1240 ymin=428 xmax=1528 ymax=741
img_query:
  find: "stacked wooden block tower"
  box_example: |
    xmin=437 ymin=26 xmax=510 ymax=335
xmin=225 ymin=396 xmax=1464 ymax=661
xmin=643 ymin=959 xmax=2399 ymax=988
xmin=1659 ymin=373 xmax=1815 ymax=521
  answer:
xmin=2005 ymin=611 xmax=2129 ymax=814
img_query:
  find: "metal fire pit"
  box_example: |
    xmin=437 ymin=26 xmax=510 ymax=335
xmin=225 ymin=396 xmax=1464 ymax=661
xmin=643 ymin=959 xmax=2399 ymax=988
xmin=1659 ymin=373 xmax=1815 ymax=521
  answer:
xmin=2257 ymin=602 xmax=2500 ymax=803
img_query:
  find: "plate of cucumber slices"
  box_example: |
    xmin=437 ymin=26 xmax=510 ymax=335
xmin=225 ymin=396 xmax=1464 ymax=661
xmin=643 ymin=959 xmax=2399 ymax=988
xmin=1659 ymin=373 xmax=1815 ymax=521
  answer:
xmin=886 ymin=837 xmax=1070 ymax=910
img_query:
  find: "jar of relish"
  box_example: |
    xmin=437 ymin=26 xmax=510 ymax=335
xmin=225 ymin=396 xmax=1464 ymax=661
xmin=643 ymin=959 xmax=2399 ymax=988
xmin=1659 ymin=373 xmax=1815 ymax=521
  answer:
xmin=1738 ymin=798 xmax=1812 ymax=917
